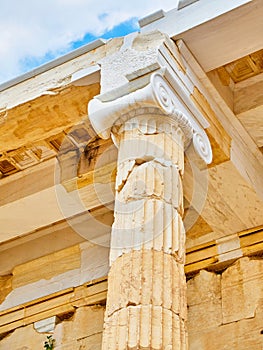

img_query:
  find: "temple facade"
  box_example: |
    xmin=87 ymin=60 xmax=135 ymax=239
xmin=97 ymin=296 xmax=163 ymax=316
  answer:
xmin=0 ymin=0 xmax=262 ymax=349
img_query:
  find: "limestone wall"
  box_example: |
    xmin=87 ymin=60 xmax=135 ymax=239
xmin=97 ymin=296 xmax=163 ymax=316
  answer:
xmin=0 ymin=241 xmax=109 ymax=350
xmin=1 ymin=254 xmax=262 ymax=349
xmin=0 ymin=305 xmax=105 ymax=350
xmin=187 ymin=256 xmax=263 ymax=350
xmin=0 ymin=242 xmax=109 ymax=312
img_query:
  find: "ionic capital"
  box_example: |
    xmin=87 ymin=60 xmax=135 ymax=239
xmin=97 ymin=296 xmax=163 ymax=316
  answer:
xmin=88 ymin=70 xmax=212 ymax=164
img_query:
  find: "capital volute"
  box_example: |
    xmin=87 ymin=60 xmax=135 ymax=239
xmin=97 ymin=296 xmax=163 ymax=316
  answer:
xmin=88 ymin=70 xmax=212 ymax=165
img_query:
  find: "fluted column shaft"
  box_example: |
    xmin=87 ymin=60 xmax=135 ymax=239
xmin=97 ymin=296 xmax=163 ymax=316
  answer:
xmin=102 ymin=108 xmax=189 ymax=350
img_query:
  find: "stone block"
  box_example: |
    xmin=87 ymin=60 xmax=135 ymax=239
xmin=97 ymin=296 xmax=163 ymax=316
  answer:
xmin=0 ymin=324 xmax=47 ymax=350
xmin=187 ymin=269 xmax=221 ymax=306
xmin=53 ymin=305 xmax=105 ymax=347
xmin=187 ymin=270 xmax=222 ymax=331
xmin=78 ymin=333 xmax=103 ymax=350
xmin=80 ymin=243 xmax=109 ymax=284
xmin=189 ymin=301 xmax=263 ymax=350
xmin=188 ymin=258 xmax=263 ymax=350
xmin=34 ymin=316 xmax=58 ymax=333
xmin=187 ymin=299 xmax=222 ymax=332
xmin=75 ymin=305 xmax=105 ymax=340
xmin=12 ymin=245 xmax=81 ymax=288
xmin=221 ymin=257 xmax=263 ymax=323
xmin=106 ymin=250 xmax=186 ymax=318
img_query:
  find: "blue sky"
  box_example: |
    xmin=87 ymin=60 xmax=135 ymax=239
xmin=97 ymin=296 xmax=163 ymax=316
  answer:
xmin=0 ymin=1 xmax=178 ymax=85
xmin=19 ymin=18 xmax=139 ymax=75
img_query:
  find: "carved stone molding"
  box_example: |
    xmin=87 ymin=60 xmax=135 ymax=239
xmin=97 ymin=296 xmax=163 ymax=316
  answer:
xmin=88 ymin=70 xmax=212 ymax=165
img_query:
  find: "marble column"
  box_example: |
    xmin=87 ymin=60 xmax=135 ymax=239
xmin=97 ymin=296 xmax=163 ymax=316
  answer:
xmin=88 ymin=71 xmax=212 ymax=350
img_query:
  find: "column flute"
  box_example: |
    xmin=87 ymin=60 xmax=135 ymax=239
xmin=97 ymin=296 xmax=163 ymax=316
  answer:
xmin=88 ymin=71 xmax=212 ymax=349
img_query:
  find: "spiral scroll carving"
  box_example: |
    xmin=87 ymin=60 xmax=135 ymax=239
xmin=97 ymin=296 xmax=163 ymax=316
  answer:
xmin=152 ymin=73 xmax=175 ymax=114
xmin=152 ymin=72 xmax=212 ymax=164
xmin=152 ymin=73 xmax=193 ymax=148
xmin=192 ymin=130 xmax=212 ymax=164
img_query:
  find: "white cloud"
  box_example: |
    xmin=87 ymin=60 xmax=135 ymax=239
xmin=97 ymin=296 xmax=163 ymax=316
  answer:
xmin=0 ymin=0 xmax=179 ymax=84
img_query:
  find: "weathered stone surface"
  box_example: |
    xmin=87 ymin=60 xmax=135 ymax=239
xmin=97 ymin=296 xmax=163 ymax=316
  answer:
xmin=187 ymin=257 xmax=263 ymax=350
xmin=12 ymin=245 xmax=81 ymax=289
xmin=102 ymin=305 xmax=186 ymax=350
xmin=188 ymin=295 xmax=222 ymax=333
xmin=0 ymin=324 xmax=47 ymax=350
xmin=100 ymin=104 xmax=188 ymax=348
xmin=34 ymin=316 xmax=58 ymax=333
xmin=221 ymin=257 xmax=263 ymax=323
xmin=0 ymin=85 xmax=100 ymax=153
xmin=187 ymin=270 xmax=222 ymax=331
xmin=189 ymin=300 xmax=263 ymax=350
xmin=80 ymin=242 xmax=109 ymax=284
xmin=0 ymin=275 xmax=12 ymax=304
xmin=54 ymin=305 xmax=105 ymax=349
xmin=111 ymin=199 xmax=185 ymax=263
xmin=1 ymin=10 xmax=263 ymax=350
xmin=75 ymin=305 xmax=105 ymax=339
xmin=0 ymin=243 xmax=109 ymax=312
xmin=100 ymin=31 xmax=167 ymax=93
xmin=106 ymin=250 xmax=186 ymax=317
xmin=187 ymin=269 xmax=221 ymax=306
xmin=77 ymin=333 xmax=103 ymax=350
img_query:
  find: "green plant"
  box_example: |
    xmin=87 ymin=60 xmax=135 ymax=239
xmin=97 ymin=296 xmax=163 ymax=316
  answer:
xmin=44 ymin=335 xmax=55 ymax=350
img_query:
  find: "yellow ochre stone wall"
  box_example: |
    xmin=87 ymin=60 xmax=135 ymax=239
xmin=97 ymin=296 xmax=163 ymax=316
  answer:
xmin=188 ymin=256 xmax=263 ymax=350
xmin=0 ymin=255 xmax=262 ymax=349
xmin=0 ymin=305 xmax=105 ymax=350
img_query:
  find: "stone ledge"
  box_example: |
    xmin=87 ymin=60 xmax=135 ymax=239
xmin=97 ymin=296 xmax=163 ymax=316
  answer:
xmin=0 ymin=277 xmax=107 ymax=335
